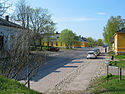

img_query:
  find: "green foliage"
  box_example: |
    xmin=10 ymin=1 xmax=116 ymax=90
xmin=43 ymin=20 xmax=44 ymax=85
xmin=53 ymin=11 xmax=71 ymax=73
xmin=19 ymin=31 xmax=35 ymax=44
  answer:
xmin=0 ymin=76 xmax=41 ymax=94
xmin=89 ymin=75 xmax=125 ymax=94
xmin=58 ymin=29 xmax=79 ymax=48
xmin=97 ymin=39 xmax=104 ymax=46
xmin=103 ymin=16 xmax=125 ymax=46
xmin=87 ymin=37 xmax=103 ymax=47
xmin=87 ymin=37 xmax=95 ymax=47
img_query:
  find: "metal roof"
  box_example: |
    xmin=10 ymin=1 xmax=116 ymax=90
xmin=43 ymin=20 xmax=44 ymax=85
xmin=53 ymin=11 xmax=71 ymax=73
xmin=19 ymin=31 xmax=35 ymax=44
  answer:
xmin=0 ymin=17 xmax=22 ymax=28
xmin=117 ymin=28 xmax=125 ymax=33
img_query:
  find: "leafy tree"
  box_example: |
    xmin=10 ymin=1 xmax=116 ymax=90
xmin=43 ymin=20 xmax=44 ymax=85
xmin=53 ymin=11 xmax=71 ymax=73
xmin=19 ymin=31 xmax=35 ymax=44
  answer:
xmin=97 ymin=39 xmax=104 ymax=46
xmin=103 ymin=16 xmax=125 ymax=46
xmin=58 ymin=29 xmax=78 ymax=48
xmin=87 ymin=37 xmax=95 ymax=47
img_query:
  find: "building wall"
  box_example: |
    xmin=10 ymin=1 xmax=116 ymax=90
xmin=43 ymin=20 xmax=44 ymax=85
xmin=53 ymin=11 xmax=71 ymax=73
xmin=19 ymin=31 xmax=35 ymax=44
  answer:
xmin=42 ymin=41 xmax=87 ymax=48
xmin=0 ymin=25 xmax=25 ymax=51
xmin=114 ymin=33 xmax=125 ymax=54
xmin=117 ymin=33 xmax=125 ymax=52
xmin=114 ymin=34 xmax=118 ymax=52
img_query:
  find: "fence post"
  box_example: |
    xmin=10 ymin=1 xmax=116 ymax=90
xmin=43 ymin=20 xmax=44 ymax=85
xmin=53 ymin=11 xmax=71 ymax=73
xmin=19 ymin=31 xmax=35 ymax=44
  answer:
xmin=107 ymin=64 xmax=109 ymax=81
xmin=120 ymin=68 xmax=122 ymax=80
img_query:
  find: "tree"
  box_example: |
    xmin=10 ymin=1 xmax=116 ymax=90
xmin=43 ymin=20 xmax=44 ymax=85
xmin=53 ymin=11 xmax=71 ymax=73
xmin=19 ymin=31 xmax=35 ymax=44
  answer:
xmin=87 ymin=37 xmax=95 ymax=47
xmin=0 ymin=0 xmax=10 ymax=16
xmin=29 ymin=7 xmax=56 ymax=48
xmin=0 ymin=29 xmax=46 ymax=88
xmin=103 ymin=16 xmax=125 ymax=46
xmin=12 ymin=0 xmax=56 ymax=49
xmin=97 ymin=39 xmax=104 ymax=46
xmin=58 ymin=29 xmax=78 ymax=48
xmin=11 ymin=0 xmax=30 ymax=28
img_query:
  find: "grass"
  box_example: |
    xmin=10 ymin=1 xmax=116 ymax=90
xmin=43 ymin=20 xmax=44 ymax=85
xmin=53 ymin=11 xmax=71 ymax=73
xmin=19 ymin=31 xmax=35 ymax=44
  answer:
xmin=114 ymin=55 xmax=125 ymax=59
xmin=109 ymin=60 xmax=125 ymax=68
xmin=88 ymin=75 xmax=125 ymax=94
xmin=0 ymin=76 xmax=42 ymax=94
xmin=107 ymin=51 xmax=115 ymax=56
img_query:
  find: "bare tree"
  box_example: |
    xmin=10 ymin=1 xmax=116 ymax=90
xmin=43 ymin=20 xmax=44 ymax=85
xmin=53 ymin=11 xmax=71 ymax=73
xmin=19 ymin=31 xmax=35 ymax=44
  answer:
xmin=0 ymin=29 xmax=46 ymax=88
xmin=30 ymin=8 xmax=56 ymax=49
xmin=11 ymin=0 xmax=30 ymax=28
xmin=12 ymin=0 xmax=56 ymax=50
xmin=0 ymin=0 xmax=11 ymax=16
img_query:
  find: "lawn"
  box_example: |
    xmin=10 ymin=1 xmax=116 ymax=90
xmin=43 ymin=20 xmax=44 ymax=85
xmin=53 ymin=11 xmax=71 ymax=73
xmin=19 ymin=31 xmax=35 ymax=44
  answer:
xmin=87 ymin=75 xmax=125 ymax=94
xmin=109 ymin=60 xmax=125 ymax=68
xmin=114 ymin=55 xmax=125 ymax=59
xmin=0 ymin=76 xmax=42 ymax=94
xmin=107 ymin=51 xmax=115 ymax=56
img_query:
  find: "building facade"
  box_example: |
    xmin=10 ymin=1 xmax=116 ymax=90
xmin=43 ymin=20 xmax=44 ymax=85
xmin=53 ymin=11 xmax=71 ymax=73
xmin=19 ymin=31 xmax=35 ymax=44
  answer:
xmin=42 ymin=32 xmax=88 ymax=48
xmin=0 ymin=16 xmax=24 ymax=51
xmin=113 ymin=28 xmax=125 ymax=55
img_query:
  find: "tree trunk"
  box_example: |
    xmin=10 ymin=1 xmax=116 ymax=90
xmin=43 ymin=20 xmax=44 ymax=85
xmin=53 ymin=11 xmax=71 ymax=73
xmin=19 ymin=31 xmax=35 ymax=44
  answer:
xmin=40 ymin=39 xmax=42 ymax=51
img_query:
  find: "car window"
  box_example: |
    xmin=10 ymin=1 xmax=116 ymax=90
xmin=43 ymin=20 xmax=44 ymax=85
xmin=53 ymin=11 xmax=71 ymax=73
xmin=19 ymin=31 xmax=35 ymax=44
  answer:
xmin=88 ymin=53 xmax=94 ymax=54
xmin=88 ymin=52 xmax=94 ymax=54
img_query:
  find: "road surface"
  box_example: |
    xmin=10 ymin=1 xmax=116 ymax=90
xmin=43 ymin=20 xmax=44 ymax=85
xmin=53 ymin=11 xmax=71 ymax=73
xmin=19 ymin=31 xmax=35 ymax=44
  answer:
xmin=30 ymin=47 xmax=106 ymax=94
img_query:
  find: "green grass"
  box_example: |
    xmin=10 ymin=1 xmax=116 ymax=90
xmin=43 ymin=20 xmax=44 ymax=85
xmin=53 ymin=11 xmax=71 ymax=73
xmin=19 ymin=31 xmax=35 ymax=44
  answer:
xmin=107 ymin=51 xmax=115 ymax=56
xmin=109 ymin=60 xmax=125 ymax=68
xmin=88 ymin=75 xmax=125 ymax=94
xmin=114 ymin=55 xmax=125 ymax=59
xmin=0 ymin=76 xmax=42 ymax=94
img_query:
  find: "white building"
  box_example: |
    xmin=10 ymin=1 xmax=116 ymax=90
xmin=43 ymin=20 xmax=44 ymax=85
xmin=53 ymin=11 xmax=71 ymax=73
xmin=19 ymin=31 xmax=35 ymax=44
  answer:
xmin=0 ymin=16 xmax=24 ymax=51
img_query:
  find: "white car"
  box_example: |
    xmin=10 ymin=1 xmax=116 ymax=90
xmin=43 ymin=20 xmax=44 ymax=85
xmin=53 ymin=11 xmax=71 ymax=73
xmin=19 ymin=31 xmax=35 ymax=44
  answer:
xmin=87 ymin=51 xmax=97 ymax=59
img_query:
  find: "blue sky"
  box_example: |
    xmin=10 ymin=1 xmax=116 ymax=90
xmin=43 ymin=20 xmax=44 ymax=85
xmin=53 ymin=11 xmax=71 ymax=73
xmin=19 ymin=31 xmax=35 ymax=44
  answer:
xmin=8 ymin=0 xmax=125 ymax=39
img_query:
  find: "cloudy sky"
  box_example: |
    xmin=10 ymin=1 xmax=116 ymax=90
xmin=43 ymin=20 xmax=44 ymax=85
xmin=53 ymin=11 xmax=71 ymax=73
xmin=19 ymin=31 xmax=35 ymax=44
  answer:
xmin=7 ymin=0 xmax=125 ymax=39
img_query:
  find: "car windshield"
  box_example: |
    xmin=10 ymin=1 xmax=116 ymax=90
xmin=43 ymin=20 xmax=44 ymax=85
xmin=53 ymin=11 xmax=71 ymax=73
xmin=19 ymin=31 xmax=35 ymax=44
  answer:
xmin=88 ymin=52 xmax=94 ymax=54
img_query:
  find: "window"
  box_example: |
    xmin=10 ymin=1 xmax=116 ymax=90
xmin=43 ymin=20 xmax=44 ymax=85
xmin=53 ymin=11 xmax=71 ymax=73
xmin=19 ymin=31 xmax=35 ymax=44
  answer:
xmin=69 ymin=43 xmax=72 ymax=46
xmin=61 ymin=42 xmax=63 ymax=46
xmin=0 ymin=36 xmax=3 ymax=50
xmin=43 ymin=42 xmax=44 ymax=46
xmin=51 ymin=42 xmax=53 ymax=46
xmin=47 ymin=42 xmax=49 ymax=46
xmin=81 ymin=42 xmax=83 ymax=46
xmin=56 ymin=42 xmax=58 ymax=46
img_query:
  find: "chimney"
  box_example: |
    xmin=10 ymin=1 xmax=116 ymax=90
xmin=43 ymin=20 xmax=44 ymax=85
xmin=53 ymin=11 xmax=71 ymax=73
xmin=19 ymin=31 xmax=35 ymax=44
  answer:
xmin=5 ymin=15 xmax=9 ymax=21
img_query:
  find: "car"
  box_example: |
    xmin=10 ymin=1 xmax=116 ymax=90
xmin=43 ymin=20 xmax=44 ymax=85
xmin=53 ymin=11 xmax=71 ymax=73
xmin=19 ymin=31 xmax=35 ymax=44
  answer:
xmin=92 ymin=48 xmax=100 ymax=56
xmin=46 ymin=47 xmax=59 ymax=51
xmin=87 ymin=51 xmax=97 ymax=59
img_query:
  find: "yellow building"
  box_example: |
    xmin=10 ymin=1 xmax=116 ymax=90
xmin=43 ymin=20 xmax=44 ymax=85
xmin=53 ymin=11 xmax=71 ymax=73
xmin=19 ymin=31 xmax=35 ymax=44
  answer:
xmin=42 ymin=32 xmax=88 ymax=48
xmin=42 ymin=41 xmax=88 ymax=48
xmin=113 ymin=28 xmax=125 ymax=55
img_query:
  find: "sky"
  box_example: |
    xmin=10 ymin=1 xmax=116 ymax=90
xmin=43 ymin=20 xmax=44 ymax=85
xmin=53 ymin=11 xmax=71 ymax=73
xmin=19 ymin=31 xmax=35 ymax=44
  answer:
xmin=7 ymin=0 xmax=125 ymax=40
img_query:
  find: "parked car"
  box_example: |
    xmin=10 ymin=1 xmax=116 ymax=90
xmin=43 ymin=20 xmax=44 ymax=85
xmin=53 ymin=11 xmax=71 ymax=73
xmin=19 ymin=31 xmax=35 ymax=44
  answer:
xmin=87 ymin=51 xmax=97 ymax=59
xmin=92 ymin=48 xmax=100 ymax=56
xmin=46 ymin=47 xmax=59 ymax=51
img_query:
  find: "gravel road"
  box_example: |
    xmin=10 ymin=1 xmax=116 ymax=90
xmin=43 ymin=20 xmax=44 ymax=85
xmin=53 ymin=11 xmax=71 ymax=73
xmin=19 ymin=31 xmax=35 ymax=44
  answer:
xmin=29 ymin=47 xmax=106 ymax=94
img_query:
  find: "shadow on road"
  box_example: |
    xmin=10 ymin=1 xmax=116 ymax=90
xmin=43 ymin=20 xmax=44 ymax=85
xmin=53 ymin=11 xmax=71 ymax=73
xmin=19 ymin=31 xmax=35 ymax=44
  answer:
xmin=30 ymin=48 xmax=91 ymax=82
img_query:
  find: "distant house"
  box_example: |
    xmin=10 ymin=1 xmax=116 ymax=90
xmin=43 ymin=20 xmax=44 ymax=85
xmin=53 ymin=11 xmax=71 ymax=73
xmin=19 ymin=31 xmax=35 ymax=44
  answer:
xmin=42 ymin=32 xmax=88 ymax=48
xmin=0 ymin=16 xmax=24 ymax=51
xmin=113 ymin=28 xmax=125 ymax=55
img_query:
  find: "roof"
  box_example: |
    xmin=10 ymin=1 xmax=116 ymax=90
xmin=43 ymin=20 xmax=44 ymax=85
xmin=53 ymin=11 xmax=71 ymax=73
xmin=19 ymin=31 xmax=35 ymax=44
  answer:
xmin=113 ymin=28 xmax=125 ymax=37
xmin=116 ymin=28 xmax=125 ymax=33
xmin=0 ymin=17 xmax=23 ymax=28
